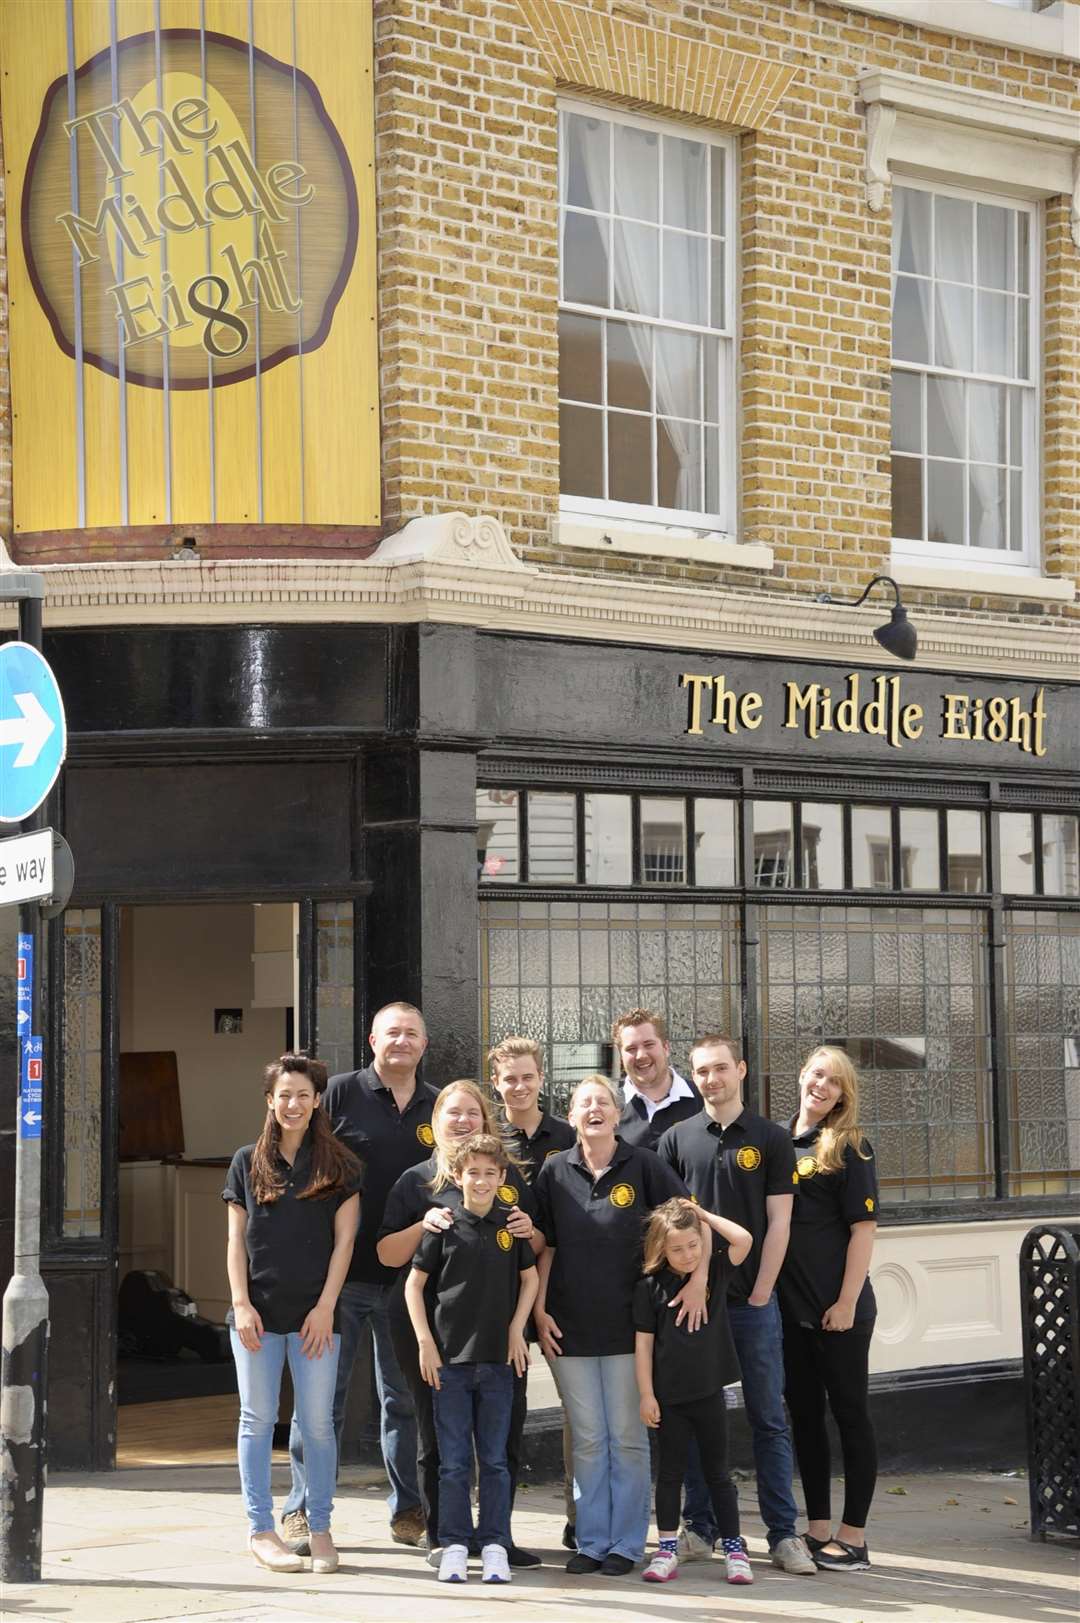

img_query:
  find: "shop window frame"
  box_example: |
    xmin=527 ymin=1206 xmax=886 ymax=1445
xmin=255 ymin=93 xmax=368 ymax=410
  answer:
xmin=477 ymin=761 xmax=1080 ymax=1227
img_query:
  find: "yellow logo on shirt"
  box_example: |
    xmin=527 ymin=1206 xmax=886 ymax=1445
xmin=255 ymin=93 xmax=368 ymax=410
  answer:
xmin=865 ymin=1197 xmax=875 ymax=1213
xmin=498 ymin=1183 xmax=519 ymax=1206
xmin=497 ymin=1227 xmax=513 ymax=1251
xmin=544 ymin=1148 xmax=561 ymax=1159
xmin=609 ymin=1182 xmax=636 ymax=1208
xmin=796 ymin=1155 xmax=818 ymax=1179
xmin=417 ymin=1123 xmax=435 ymax=1147
xmin=792 ymin=1169 xmax=799 ymax=1185
xmin=736 ymin=1146 xmax=761 ymax=1172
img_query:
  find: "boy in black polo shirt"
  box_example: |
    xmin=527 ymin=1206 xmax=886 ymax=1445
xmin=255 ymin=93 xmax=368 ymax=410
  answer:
xmin=406 ymin=1134 xmax=538 ymax=1586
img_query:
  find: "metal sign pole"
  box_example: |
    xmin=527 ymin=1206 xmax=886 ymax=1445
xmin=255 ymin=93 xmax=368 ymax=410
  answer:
xmin=1 ymin=575 xmax=50 ymax=1584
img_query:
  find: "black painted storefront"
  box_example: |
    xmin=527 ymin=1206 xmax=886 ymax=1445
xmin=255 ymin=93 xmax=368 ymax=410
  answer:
xmin=3 ymin=619 xmax=1076 ymax=1470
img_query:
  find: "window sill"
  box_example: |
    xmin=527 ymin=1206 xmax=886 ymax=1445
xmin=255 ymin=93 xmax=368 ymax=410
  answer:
xmin=839 ymin=0 xmax=1080 ymax=64
xmin=892 ymin=558 xmax=1076 ymax=603
xmin=551 ymin=512 xmax=774 ymax=572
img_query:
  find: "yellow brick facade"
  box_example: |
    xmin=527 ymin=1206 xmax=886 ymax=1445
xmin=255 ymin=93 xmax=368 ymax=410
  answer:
xmin=374 ymin=0 xmax=1080 ymax=621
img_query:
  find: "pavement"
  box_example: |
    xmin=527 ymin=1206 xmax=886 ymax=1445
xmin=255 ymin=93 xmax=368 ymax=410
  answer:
xmin=3 ymin=1465 xmax=1077 ymax=1623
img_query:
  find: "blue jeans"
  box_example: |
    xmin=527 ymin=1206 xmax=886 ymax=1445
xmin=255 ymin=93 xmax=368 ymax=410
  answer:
xmin=285 ymin=1280 xmax=419 ymax=1521
xmin=684 ymin=1295 xmax=797 ymax=1549
xmin=433 ymin=1362 xmax=513 ymax=1551
xmin=231 ymin=1329 xmax=339 ymax=1536
xmin=552 ymin=1353 xmax=651 ymax=1562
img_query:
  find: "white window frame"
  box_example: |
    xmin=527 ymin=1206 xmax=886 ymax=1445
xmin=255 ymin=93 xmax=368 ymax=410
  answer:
xmin=890 ymin=175 xmax=1042 ymax=574
xmin=556 ymin=96 xmax=739 ymax=538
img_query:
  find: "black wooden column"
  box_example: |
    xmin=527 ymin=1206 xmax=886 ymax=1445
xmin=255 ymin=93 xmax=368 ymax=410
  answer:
xmin=363 ymin=627 xmax=481 ymax=1085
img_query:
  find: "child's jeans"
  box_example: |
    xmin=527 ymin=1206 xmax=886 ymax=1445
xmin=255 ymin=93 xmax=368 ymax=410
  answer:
xmin=432 ymin=1361 xmax=513 ymax=1550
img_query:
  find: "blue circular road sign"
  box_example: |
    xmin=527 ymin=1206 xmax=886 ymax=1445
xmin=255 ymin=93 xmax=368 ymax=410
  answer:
xmin=0 ymin=642 xmax=67 ymax=823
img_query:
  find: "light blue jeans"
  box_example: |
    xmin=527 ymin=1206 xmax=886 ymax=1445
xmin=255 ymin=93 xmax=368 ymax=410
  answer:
xmin=551 ymin=1353 xmax=651 ymax=1562
xmin=231 ymin=1329 xmax=339 ymax=1536
xmin=285 ymin=1279 xmax=419 ymax=1522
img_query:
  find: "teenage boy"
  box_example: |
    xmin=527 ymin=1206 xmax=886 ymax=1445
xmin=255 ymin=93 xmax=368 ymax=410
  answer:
xmin=283 ymin=1001 xmax=435 ymax=1552
xmin=406 ymin=1134 xmax=539 ymax=1586
xmin=657 ymin=1034 xmax=816 ymax=1578
xmin=614 ymin=1009 xmax=702 ymax=1151
xmin=489 ymin=1037 xmax=575 ymax=1183
xmin=489 ymin=1036 xmax=576 ymax=1549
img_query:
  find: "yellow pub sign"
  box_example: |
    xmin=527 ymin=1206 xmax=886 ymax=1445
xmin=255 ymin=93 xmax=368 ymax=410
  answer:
xmin=1 ymin=0 xmax=378 ymax=531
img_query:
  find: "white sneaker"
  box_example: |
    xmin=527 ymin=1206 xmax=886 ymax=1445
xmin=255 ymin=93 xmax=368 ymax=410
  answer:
xmin=724 ymin=1544 xmax=754 ymax=1584
xmin=643 ymin=1548 xmax=679 ymax=1583
xmin=770 ymin=1535 xmax=817 ymax=1575
xmin=677 ymin=1525 xmax=713 ymax=1562
xmin=481 ymin=1543 xmax=511 ymax=1583
xmin=437 ymin=1544 xmax=469 ymax=1583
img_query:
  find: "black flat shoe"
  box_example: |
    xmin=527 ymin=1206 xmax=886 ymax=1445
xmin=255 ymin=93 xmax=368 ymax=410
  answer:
xmin=599 ymin=1553 xmax=635 ymax=1576
xmin=566 ymin=1552 xmax=602 ymax=1574
xmin=508 ymin=1544 xmax=541 ymax=1568
xmin=813 ymin=1540 xmax=871 ymax=1571
xmin=562 ymin=1521 xmax=577 ymax=1551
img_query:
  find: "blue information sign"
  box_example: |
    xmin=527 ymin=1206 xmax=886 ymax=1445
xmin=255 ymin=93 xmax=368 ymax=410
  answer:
xmin=20 ymin=1035 xmax=42 ymax=1139
xmin=17 ymin=930 xmax=32 ymax=1038
xmin=0 ymin=643 xmax=67 ymax=824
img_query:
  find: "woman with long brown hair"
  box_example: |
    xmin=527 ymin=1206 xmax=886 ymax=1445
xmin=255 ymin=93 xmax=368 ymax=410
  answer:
xmin=223 ymin=1054 xmax=360 ymax=1574
xmin=779 ymin=1045 xmax=879 ymax=1573
xmin=376 ymin=1080 xmax=542 ymax=1563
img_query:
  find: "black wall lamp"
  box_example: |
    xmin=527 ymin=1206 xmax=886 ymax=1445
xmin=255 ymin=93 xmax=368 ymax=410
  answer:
xmin=818 ymin=574 xmax=918 ymax=662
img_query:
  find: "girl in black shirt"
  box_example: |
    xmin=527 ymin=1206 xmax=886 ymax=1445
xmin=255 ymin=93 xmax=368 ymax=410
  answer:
xmin=223 ymin=1055 xmax=360 ymax=1574
xmin=633 ymin=1199 xmax=752 ymax=1587
xmin=779 ymin=1046 xmax=879 ymax=1573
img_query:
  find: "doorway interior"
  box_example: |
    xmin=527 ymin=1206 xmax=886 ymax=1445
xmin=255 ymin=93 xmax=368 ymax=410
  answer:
xmin=116 ymin=901 xmax=298 ymax=1464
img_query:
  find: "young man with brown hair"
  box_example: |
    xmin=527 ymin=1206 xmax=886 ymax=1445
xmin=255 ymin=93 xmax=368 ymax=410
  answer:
xmin=613 ymin=1008 xmax=702 ymax=1151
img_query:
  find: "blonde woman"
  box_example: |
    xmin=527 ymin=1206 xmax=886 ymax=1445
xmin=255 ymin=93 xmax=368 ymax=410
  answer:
xmin=779 ymin=1047 xmax=879 ymax=1573
xmin=533 ymin=1076 xmax=692 ymax=1576
xmin=377 ymin=1081 xmax=542 ymax=1564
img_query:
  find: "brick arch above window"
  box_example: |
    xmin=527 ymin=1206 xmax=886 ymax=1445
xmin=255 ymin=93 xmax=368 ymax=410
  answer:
xmin=514 ymin=0 xmax=799 ymax=129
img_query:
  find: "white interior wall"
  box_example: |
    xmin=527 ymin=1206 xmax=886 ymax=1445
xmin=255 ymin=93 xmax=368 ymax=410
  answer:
xmin=122 ymin=903 xmax=291 ymax=1160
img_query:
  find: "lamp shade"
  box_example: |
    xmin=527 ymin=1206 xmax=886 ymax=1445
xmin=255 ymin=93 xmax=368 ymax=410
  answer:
xmin=873 ymin=603 xmax=917 ymax=661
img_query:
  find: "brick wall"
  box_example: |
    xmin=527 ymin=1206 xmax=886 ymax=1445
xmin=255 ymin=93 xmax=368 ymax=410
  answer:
xmin=375 ymin=0 xmax=1080 ymax=619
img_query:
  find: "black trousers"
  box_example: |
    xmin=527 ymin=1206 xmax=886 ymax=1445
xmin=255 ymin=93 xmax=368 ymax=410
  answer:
xmin=654 ymin=1391 xmax=739 ymax=1540
xmin=390 ymin=1305 xmax=527 ymax=1547
xmin=781 ymin=1319 xmax=877 ymax=1530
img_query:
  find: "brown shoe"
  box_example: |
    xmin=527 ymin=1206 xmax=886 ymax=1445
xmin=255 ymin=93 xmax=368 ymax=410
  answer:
xmin=281 ymin=1508 xmax=310 ymax=1556
xmin=390 ymin=1505 xmax=427 ymax=1547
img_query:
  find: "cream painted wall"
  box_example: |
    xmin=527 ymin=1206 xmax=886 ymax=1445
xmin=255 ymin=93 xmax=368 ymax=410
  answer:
xmin=868 ymin=1217 xmax=1071 ymax=1373
xmin=120 ymin=904 xmax=292 ymax=1161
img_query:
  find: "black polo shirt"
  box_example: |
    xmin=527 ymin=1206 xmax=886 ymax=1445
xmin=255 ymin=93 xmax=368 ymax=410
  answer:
xmin=656 ymin=1108 xmax=797 ymax=1305
xmin=632 ymin=1240 xmax=739 ymax=1403
xmin=618 ymin=1083 xmax=703 ymax=1152
xmin=380 ymin=1155 xmax=540 ymax=1325
xmin=533 ymin=1138 xmax=686 ymax=1357
xmin=322 ymin=1065 xmax=439 ymax=1287
xmin=504 ymin=1109 xmax=576 ymax=1184
xmin=412 ymin=1207 xmax=534 ymax=1364
xmin=778 ymin=1122 xmax=879 ymax=1328
xmin=222 ymin=1134 xmax=360 ymax=1335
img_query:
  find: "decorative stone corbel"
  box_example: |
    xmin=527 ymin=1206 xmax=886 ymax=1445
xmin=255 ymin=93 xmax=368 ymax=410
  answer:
xmin=864 ymin=101 xmax=896 ymax=214
xmin=371 ymin=511 xmax=535 ymax=572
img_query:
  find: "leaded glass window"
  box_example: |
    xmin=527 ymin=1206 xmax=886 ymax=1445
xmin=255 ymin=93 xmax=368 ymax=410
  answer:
xmin=1004 ymin=910 xmax=1080 ymax=1195
xmin=479 ymin=897 xmax=740 ymax=1111
xmin=315 ymin=901 xmax=354 ymax=1078
xmin=760 ymin=905 xmax=993 ymax=1202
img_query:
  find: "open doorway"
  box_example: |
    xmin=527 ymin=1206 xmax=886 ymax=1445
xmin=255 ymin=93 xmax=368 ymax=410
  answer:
xmin=116 ymin=901 xmax=298 ymax=1464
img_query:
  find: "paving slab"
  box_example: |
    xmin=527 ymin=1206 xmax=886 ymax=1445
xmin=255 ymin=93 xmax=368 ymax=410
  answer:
xmin=2 ymin=1468 xmax=1076 ymax=1623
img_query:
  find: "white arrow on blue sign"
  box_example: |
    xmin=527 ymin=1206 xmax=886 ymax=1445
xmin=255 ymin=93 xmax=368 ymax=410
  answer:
xmin=0 ymin=643 xmax=66 ymax=824
xmin=20 ymin=1035 xmax=43 ymax=1139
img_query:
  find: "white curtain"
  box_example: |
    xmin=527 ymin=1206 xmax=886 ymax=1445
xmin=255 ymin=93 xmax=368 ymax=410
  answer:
xmin=579 ymin=127 xmax=699 ymax=510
